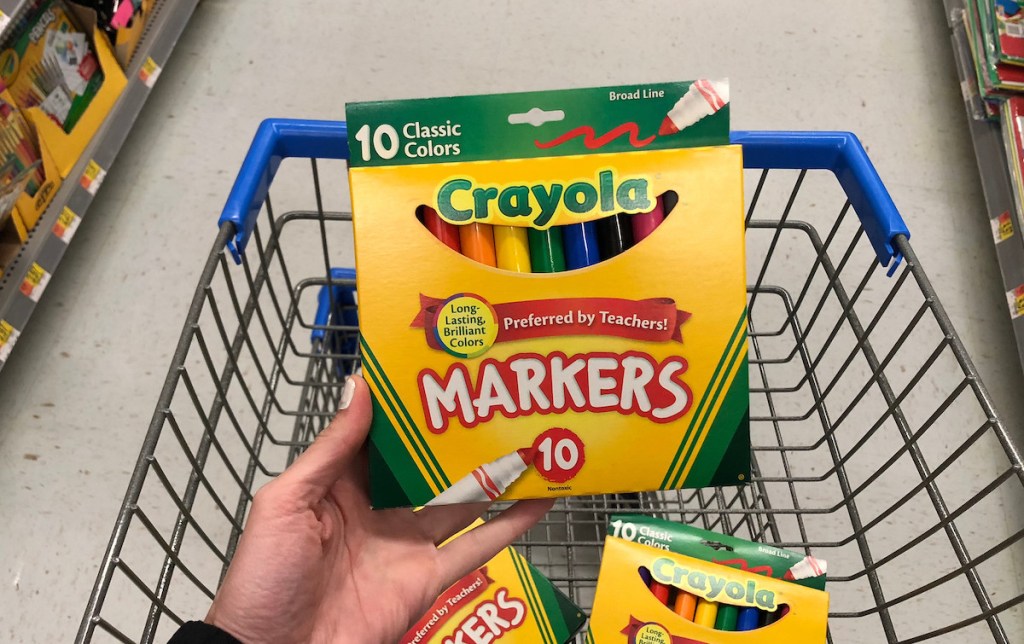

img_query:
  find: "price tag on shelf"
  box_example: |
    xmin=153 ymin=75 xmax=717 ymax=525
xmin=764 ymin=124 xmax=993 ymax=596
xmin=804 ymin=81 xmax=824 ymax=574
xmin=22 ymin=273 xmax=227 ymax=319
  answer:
xmin=0 ymin=319 xmax=19 ymax=363
xmin=1007 ymin=285 xmax=1024 ymax=320
xmin=52 ymin=206 xmax=81 ymax=243
xmin=80 ymin=160 xmax=106 ymax=195
xmin=20 ymin=263 xmax=51 ymax=302
xmin=139 ymin=56 xmax=162 ymax=88
xmin=993 ymin=211 xmax=1014 ymax=244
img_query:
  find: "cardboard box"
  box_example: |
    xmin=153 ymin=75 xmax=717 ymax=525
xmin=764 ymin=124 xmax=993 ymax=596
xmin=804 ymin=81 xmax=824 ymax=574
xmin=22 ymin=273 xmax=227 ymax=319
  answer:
xmin=13 ymin=117 xmax=61 ymax=230
xmin=589 ymin=536 xmax=829 ymax=643
xmin=402 ymin=541 xmax=585 ymax=644
xmin=347 ymin=81 xmax=749 ymax=508
xmin=24 ymin=11 xmax=127 ymax=178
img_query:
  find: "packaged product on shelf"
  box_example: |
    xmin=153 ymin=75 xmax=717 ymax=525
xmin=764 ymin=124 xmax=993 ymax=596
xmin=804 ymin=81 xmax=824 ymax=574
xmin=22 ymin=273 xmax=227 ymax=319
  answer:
xmin=401 ymin=521 xmax=585 ymax=644
xmin=0 ymin=0 xmax=104 ymax=133
xmin=346 ymin=81 xmax=749 ymax=509
xmin=0 ymin=86 xmax=60 ymax=229
xmin=76 ymin=0 xmax=151 ymax=67
xmin=0 ymin=0 xmax=127 ymax=177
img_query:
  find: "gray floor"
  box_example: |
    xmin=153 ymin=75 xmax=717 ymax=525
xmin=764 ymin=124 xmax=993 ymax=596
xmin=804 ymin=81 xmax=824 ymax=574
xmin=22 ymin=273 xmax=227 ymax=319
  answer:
xmin=1 ymin=1 xmax=1023 ymax=642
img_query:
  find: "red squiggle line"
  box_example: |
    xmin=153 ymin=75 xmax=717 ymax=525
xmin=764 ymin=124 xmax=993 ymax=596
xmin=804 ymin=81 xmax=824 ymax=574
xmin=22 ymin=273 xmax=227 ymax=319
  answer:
xmin=535 ymin=122 xmax=656 ymax=150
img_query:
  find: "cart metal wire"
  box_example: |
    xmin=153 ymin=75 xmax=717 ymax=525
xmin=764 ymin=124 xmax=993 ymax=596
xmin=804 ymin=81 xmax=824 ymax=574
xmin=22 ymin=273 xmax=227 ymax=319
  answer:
xmin=78 ymin=120 xmax=1024 ymax=644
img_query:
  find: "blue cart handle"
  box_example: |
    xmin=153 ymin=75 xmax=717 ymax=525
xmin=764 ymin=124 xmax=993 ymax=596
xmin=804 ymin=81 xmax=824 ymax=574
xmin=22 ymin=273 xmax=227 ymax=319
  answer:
xmin=220 ymin=120 xmax=908 ymax=269
xmin=220 ymin=119 xmax=349 ymax=263
xmin=730 ymin=130 xmax=909 ymax=270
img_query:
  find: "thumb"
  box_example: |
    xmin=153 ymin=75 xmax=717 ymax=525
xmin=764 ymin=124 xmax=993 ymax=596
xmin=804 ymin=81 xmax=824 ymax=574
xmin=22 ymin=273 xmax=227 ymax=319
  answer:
xmin=275 ymin=376 xmax=372 ymax=501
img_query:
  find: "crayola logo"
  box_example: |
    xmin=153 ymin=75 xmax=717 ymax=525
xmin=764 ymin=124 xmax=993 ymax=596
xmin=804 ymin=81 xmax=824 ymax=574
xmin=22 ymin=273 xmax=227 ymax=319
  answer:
xmin=651 ymin=557 xmax=777 ymax=610
xmin=435 ymin=169 xmax=652 ymax=227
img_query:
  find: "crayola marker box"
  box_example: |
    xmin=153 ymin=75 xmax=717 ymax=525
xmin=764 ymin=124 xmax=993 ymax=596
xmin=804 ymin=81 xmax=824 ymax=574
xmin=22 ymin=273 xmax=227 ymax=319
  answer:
xmin=607 ymin=514 xmax=827 ymax=590
xmin=589 ymin=536 xmax=829 ymax=642
xmin=402 ymin=530 xmax=585 ymax=644
xmin=346 ymin=80 xmax=749 ymax=508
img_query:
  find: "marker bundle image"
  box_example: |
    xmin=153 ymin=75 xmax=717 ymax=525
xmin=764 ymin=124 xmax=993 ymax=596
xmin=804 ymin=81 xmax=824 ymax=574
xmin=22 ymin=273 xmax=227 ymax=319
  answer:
xmin=347 ymin=80 xmax=749 ymax=508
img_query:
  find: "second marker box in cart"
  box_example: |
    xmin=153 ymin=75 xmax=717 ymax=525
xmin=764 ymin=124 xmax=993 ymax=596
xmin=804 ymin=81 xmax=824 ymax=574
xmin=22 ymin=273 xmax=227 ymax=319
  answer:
xmin=346 ymin=80 xmax=749 ymax=508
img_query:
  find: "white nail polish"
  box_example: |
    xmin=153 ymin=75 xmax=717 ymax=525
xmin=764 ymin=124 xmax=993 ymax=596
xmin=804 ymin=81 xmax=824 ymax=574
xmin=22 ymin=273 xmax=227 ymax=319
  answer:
xmin=338 ymin=377 xmax=356 ymax=411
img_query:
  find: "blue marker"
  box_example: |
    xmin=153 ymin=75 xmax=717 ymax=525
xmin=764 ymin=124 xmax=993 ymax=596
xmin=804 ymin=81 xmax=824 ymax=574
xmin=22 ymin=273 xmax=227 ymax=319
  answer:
xmin=563 ymin=222 xmax=600 ymax=269
xmin=736 ymin=607 xmax=761 ymax=631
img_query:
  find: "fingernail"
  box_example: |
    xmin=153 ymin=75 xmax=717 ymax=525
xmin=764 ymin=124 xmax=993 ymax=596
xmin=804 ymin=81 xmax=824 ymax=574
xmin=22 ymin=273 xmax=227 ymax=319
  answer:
xmin=355 ymin=364 xmax=363 ymax=377
xmin=338 ymin=377 xmax=356 ymax=411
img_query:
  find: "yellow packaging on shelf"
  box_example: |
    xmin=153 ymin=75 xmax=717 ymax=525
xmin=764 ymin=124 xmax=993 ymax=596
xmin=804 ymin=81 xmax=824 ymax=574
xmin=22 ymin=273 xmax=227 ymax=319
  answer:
xmin=401 ymin=521 xmax=586 ymax=644
xmin=347 ymin=81 xmax=749 ymax=509
xmin=113 ymin=0 xmax=153 ymax=68
xmin=13 ymin=117 xmax=60 ymax=230
xmin=25 ymin=24 xmax=126 ymax=178
xmin=588 ymin=536 xmax=829 ymax=643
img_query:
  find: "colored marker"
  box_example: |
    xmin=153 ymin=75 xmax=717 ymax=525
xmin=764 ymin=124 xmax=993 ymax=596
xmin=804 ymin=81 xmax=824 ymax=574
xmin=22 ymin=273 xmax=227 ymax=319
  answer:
xmin=761 ymin=605 xmax=788 ymax=626
xmin=658 ymin=78 xmax=729 ymax=136
xmin=494 ymin=226 xmax=532 ymax=271
xmin=596 ymin=213 xmax=634 ymax=259
xmin=714 ymin=604 xmax=738 ymax=631
xmin=649 ymin=580 xmax=671 ymax=605
xmin=419 ymin=206 xmax=461 ymax=252
xmin=631 ymin=194 xmax=666 ymax=242
xmin=425 ymin=447 xmax=535 ymax=505
xmin=528 ymin=227 xmax=566 ymax=272
xmin=459 ymin=223 xmax=497 ymax=266
xmin=672 ymin=590 xmax=697 ymax=621
xmin=693 ymin=599 xmax=718 ymax=628
xmin=638 ymin=567 xmax=653 ymax=587
xmin=661 ymin=190 xmax=679 ymax=217
xmin=736 ymin=607 xmax=760 ymax=631
xmin=562 ymin=222 xmax=600 ymax=270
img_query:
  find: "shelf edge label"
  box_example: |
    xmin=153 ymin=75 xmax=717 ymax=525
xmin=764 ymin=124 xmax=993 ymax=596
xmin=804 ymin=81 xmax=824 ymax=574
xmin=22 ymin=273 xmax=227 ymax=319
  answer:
xmin=20 ymin=263 xmax=51 ymax=302
xmin=1007 ymin=284 xmax=1024 ymax=320
xmin=140 ymin=56 xmax=162 ymax=88
xmin=993 ymin=211 xmax=1014 ymax=244
xmin=80 ymin=160 xmax=106 ymax=196
xmin=0 ymin=319 xmax=19 ymax=363
xmin=53 ymin=206 xmax=81 ymax=243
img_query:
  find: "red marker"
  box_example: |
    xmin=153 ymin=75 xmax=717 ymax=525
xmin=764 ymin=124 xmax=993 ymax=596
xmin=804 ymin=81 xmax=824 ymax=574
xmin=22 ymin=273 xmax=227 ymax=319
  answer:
xmin=418 ymin=205 xmax=461 ymax=252
xmin=659 ymin=79 xmax=729 ymax=136
xmin=650 ymin=580 xmax=671 ymax=605
xmin=631 ymin=193 xmax=667 ymax=242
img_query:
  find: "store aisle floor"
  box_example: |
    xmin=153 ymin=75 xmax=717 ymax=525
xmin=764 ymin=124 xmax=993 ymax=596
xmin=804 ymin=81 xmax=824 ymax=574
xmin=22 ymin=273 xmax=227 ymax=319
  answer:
xmin=1 ymin=1 xmax=1022 ymax=641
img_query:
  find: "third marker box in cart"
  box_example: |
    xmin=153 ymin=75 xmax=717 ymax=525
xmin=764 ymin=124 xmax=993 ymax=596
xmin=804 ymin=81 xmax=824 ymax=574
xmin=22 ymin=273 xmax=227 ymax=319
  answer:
xmin=346 ymin=80 xmax=750 ymax=508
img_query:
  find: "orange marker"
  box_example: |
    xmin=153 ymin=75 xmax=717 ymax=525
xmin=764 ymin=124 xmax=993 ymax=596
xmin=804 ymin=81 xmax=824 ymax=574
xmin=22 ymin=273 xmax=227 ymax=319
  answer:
xmin=493 ymin=225 xmax=531 ymax=271
xmin=419 ymin=205 xmax=461 ymax=252
xmin=673 ymin=590 xmax=698 ymax=621
xmin=459 ymin=223 xmax=497 ymax=266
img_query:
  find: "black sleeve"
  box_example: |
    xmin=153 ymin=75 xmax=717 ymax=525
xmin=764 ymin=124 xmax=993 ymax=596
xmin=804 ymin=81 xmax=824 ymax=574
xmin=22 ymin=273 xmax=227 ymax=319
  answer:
xmin=168 ymin=621 xmax=243 ymax=644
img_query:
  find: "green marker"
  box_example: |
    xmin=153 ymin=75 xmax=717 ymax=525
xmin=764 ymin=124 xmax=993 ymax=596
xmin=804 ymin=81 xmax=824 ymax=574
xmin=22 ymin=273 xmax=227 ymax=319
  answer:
xmin=715 ymin=604 xmax=739 ymax=631
xmin=528 ymin=227 xmax=567 ymax=272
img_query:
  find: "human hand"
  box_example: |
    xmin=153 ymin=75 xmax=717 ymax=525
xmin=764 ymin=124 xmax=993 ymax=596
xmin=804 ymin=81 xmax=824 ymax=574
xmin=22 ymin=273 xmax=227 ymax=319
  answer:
xmin=205 ymin=376 xmax=553 ymax=644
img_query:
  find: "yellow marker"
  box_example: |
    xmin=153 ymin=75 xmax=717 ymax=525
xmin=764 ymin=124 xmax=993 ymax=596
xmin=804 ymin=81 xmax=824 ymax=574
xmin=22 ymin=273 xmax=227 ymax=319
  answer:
xmin=693 ymin=599 xmax=718 ymax=628
xmin=493 ymin=225 xmax=531 ymax=272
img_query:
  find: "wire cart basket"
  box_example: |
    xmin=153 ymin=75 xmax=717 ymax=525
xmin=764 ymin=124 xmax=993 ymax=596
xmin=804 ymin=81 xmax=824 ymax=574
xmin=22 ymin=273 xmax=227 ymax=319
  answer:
xmin=78 ymin=120 xmax=1024 ymax=644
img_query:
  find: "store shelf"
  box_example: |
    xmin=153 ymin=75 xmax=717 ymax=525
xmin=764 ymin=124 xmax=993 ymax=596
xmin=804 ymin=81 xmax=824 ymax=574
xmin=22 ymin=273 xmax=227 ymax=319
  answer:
xmin=942 ymin=0 xmax=1024 ymax=371
xmin=0 ymin=0 xmax=30 ymax=38
xmin=0 ymin=0 xmax=198 ymax=372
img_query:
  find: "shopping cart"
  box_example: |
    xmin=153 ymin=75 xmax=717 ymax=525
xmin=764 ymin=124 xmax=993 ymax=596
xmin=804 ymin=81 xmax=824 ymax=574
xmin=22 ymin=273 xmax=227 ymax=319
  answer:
xmin=77 ymin=120 xmax=1024 ymax=644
